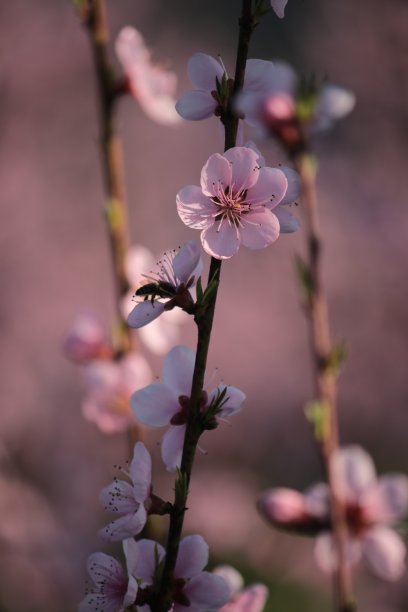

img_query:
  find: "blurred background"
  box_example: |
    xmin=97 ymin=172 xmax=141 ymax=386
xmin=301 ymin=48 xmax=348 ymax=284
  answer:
xmin=1 ymin=0 xmax=408 ymax=610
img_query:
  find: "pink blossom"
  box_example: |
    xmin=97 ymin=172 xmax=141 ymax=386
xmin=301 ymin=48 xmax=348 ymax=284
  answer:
xmin=259 ymin=446 xmax=408 ymax=581
xmin=177 ymin=146 xmax=297 ymax=259
xmin=63 ymin=312 xmax=109 ymax=364
xmin=176 ymin=54 xmax=276 ymax=122
xmin=130 ymin=345 xmax=245 ymax=471
xmin=270 ymin=0 xmax=288 ymax=18
xmin=82 ymin=352 xmax=152 ymax=434
xmin=115 ymin=27 xmax=180 ymax=125
xmin=214 ymin=566 xmax=268 ymax=612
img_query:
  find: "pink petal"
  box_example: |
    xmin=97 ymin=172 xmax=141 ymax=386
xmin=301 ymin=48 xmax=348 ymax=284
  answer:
xmin=362 ymin=527 xmax=406 ymax=581
xmin=162 ymin=345 xmax=195 ymax=395
xmin=244 ymin=59 xmax=275 ymax=92
xmin=125 ymin=245 xmax=155 ymax=287
xmin=87 ymin=552 xmax=126 ymax=586
xmin=187 ymin=53 xmax=224 ymax=90
xmin=200 ymin=153 xmax=232 ymax=198
xmin=115 ymin=27 xmax=149 ymax=72
xmin=212 ymin=566 xmax=243 ymax=596
xmin=123 ymin=538 xmax=139 ymax=576
xmin=201 ymin=221 xmax=241 ymax=260
xmin=137 ymin=91 xmax=181 ymax=126
xmin=176 ymin=90 xmax=217 ymax=120
xmin=258 ymin=488 xmax=307 ymax=525
xmin=130 ymin=382 xmax=180 ymax=426
xmin=181 ymin=572 xmax=231 ymax=611
xmin=100 ymin=480 xmax=139 ymax=514
xmin=127 ymin=300 xmax=165 ymax=328
xmin=303 ymin=483 xmax=330 ymax=518
xmin=332 ymin=446 xmax=377 ymax=503
xmin=175 ymin=535 xmax=209 ymax=579
xmin=177 ymin=185 xmax=218 ymax=229
xmin=220 ymin=584 xmax=268 ymax=612
xmin=270 ymin=0 xmax=288 ymax=19
xmin=120 ymin=353 xmax=153 ymax=395
xmin=99 ymin=504 xmax=147 ymax=541
xmin=133 ymin=539 xmax=165 ymax=585
xmin=240 ymin=208 xmax=280 ymax=249
xmin=172 ymin=240 xmax=202 ymax=284
xmin=244 ymin=141 xmax=265 ymax=167
xmin=278 ymin=166 xmax=301 ymax=205
xmin=268 ymin=61 xmax=297 ymax=95
xmin=129 ymin=442 xmax=152 ymax=502
xmin=273 ymin=205 xmax=300 ymax=233
xmin=362 ymin=475 xmax=408 ymax=523
xmin=161 ymin=425 xmax=186 ymax=472
xmin=209 ymin=385 xmax=246 ymax=418
xmin=245 ymin=167 xmax=288 ymax=207
xmin=314 ymin=532 xmax=361 ymax=573
xmin=139 ymin=310 xmax=181 ymax=355
xmin=223 ymin=147 xmax=260 ymax=193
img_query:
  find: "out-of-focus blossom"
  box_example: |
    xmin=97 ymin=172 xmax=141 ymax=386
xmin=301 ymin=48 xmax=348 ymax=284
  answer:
xmin=176 ymin=53 xmax=276 ymax=122
xmin=99 ymin=442 xmax=164 ymax=541
xmin=127 ymin=241 xmax=202 ymax=329
xmin=79 ymin=541 xmax=138 ymax=612
xmin=177 ymin=146 xmax=299 ymax=259
xmin=63 ymin=312 xmax=109 ymax=364
xmin=270 ymin=0 xmax=288 ymax=18
xmin=259 ymin=446 xmax=408 ymax=581
xmin=237 ymin=61 xmax=355 ymax=150
xmin=214 ymin=566 xmax=268 ymax=612
xmin=130 ymin=345 xmax=245 ymax=471
xmin=82 ymin=352 xmax=152 ymax=433
xmin=115 ymin=27 xmax=180 ymax=125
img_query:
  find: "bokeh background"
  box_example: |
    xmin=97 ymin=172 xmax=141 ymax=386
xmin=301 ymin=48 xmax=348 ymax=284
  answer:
xmin=1 ymin=0 xmax=408 ymax=610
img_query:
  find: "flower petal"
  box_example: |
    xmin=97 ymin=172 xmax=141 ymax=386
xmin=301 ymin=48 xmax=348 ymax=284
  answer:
xmin=176 ymin=90 xmax=217 ymax=120
xmin=316 ymin=84 xmax=355 ymax=127
xmin=220 ymin=584 xmax=269 ymax=612
xmin=139 ymin=310 xmax=181 ymax=355
xmin=177 ymin=185 xmax=218 ymax=229
xmin=181 ymin=572 xmax=231 ymax=611
xmin=200 ymin=153 xmax=232 ymax=198
xmin=314 ymin=532 xmax=361 ymax=573
xmin=127 ymin=300 xmax=165 ymax=328
xmin=209 ymin=385 xmax=246 ymax=418
xmin=130 ymin=382 xmax=179 ymax=427
xmin=125 ymin=245 xmax=155 ymax=287
xmin=99 ymin=504 xmax=147 ymax=541
xmin=332 ymin=446 xmax=377 ymax=502
xmin=129 ymin=442 xmax=152 ymax=502
xmin=362 ymin=526 xmax=406 ymax=581
xmin=87 ymin=552 xmax=126 ymax=586
xmin=173 ymin=240 xmax=202 ymax=284
xmin=175 ymin=534 xmax=209 ymax=578
xmin=187 ymin=53 xmax=224 ymax=90
xmin=246 ymin=167 xmax=288 ymax=207
xmin=100 ymin=480 xmax=138 ymax=515
xmin=278 ymin=166 xmax=301 ymax=205
xmin=223 ymin=147 xmax=260 ymax=193
xmin=270 ymin=0 xmax=288 ymax=19
xmin=162 ymin=345 xmax=195 ymax=395
xmin=133 ymin=539 xmax=165 ymax=586
xmin=240 ymin=208 xmax=280 ymax=249
xmin=244 ymin=59 xmax=275 ymax=91
xmin=161 ymin=425 xmax=186 ymax=472
xmin=273 ymin=205 xmax=300 ymax=233
xmin=201 ymin=221 xmax=241 ymax=260
xmin=212 ymin=565 xmax=243 ymax=596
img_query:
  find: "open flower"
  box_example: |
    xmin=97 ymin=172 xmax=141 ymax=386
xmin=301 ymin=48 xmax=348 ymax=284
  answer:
xmin=82 ymin=352 xmax=152 ymax=434
xmin=177 ymin=146 xmax=296 ymax=259
xmin=176 ymin=53 xmax=277 ymax=122
xmin=63 ymin=312 xmax=109 ymax=364
xmin=130 ymin=345 xmax=245 ymax=471
xmin=271 ymin=0 xmax=288 ymax=18
xmin=214 ymin=566 xmax=268 ymax=612
xmin=115 ymin=27 xmax=180 ymax=125
xmin=259 ymin=446 xmax=408 ymax=581
xmin=127 ymin=241 xmax=202 ymax=329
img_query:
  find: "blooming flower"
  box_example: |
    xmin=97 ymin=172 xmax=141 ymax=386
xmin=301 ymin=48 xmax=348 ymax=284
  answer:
xmin=271 ymin=0 xmax=288 ymax=18
xmin=115 ymin=27 xmax=180 ymax=125
xmin=130 ymin=345 xmax=245 ymax=471
xmin=258 ymin=446 xmax=408 ymax=581
xmin=177 ymin=146 xmax=298 ymax=259
xmin=127 ymin=241 xmax=202 ymax=330
xmin=99 ymin=442 xmax=161 ymax=541
xmin=82 ymin=352 xmax=152 ymax=433
xmin=63 ymin=312 xmax=109 ymax=364
xmin=176 ymin=53 xmax=277 ymax=122
xmin=214 ymin=566 xmax=268 ymax=612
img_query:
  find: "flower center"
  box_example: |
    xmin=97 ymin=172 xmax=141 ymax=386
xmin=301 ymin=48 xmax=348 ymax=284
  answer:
xmin=211 ymin=184 xmax=250 ymax=228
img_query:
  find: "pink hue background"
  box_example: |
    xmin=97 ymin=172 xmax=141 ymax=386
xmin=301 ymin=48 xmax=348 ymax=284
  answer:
xmin=1 ymin=0 xmax=408 ymax=609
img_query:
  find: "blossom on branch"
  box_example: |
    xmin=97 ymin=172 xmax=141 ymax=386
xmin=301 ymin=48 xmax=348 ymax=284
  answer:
xmin=270 ymin=0 xmax=288 ymax=19
xmin=63 ymin=312 xmax=109 ymax=364
xmin=258 ymin=446 xmax=408 ymax=581
xmin=130 ymin=345 xmax=245 ymax=471
xmin=177 ymin=146 xmax=300 ymax=259
xmin=214 ymin=565 xmax=268 ymax=612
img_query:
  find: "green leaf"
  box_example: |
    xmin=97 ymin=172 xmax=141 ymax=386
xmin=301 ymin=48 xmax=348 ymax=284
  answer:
xmin=294 ymin=255 xmax=314 ymax=303
xmin=324 ymin=342 xmax=348 ymax=375
xmin=196 ymin=276 xmax=203 ymax=303
xmin=305 ymin=400 xmax=329 ymax=442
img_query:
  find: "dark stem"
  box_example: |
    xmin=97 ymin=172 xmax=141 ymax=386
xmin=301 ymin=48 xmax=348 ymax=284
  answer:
xmin=153 ymin=2 xmax=254 ymax=611
xmin=295 ymin=152 xmax=356 ymax=612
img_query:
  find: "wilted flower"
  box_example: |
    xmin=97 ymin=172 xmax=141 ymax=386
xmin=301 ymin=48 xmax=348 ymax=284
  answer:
xmin=82 ymin=352 xmax=152 ymax=434
xmin=130 ymin=345 xmax=245 ymax=471
xmin=259 ymin=446 xmax=408 ymax=581
xmin=177 ymin=146 xmax=299 ymax=259
xmin=115 ymin=27 xmax=180 ymax=125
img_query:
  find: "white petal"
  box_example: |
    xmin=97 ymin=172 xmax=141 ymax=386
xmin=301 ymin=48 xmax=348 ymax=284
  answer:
xmin=125 ymin=245 xmax=155 ymax=287
xmin=173 ymin=240 xmax=202 ymax=284
xmin=187 ymin=53 xmax=224 ymax=90
xmin=181 ymin=572 xmax=231 ymax=611
xmin=130 ymin=382 xmax=180 ymax=427
xmin=129 ymin=442 xmax=152 ymax=502
xmin=127 ymin=300 xmax=165 ymax=328
xmin=176 ymin=535 xmax=209 ymax=579
xmin=270 ymin=0 xmax=288 ymax=19
xmin=100 ymin=480 xmax=138 ymax=514
xmin=316 ymin=84 xmax=355 ymax=125
xmin=212 ymin=565 xmax=243 ymax=596
xmin=139 ymin=310 xmax=181 ymax=355
xmin=210 ymin=385 xmax=246 ymax=418
xmin=99 ymin=505 xmax=147 ymax=541
xmin=161 ymin=425 xmax=186 ymax=472
xmin=362 ymin=527 xmax=406 ymax=581
xmin=86 ymin=551 xmax=126 ymax=586
xmin=244 ymin=59 xmax=275 ymax=91
xmin=133 ymin=539 xmax=165 ymax=586
xmin=176 ymin=90 xmax=217 ymax=120
xmin=162 ymin=345 xmax=195 ymax=395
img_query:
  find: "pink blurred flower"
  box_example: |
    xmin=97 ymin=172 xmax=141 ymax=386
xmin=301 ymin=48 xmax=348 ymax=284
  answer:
xmin=177 ymin=146 xmax=296 ymax=259
xmin=259 ymin=446 xmax=408 ymax=581
xmin=63 ymin=312 xmax=109 ymax=364
xmin=176 ymin=53 xmax=276 ymax=122
xmin=82 ymin=352 xmax=152 ymax=434
xmin=127 ymin=241 xmax=202 ymax=330
xmin=270 ymin=0 xmax=288 ymax=18
xmin=130 ymin=345 xmax=245 ymax=471
xmin=115 ymin=27 xmax=180 ymax=125
xmin=214 ymin=566 xmax=268 ymax=612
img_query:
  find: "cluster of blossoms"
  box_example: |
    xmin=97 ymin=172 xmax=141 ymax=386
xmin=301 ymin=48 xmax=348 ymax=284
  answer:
xmin=258 ymin=446 xmax=408 ymax=580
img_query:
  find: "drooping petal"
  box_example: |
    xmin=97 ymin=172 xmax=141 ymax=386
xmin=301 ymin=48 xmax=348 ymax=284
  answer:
xmin=132 ymin=539 xmax=166 ymax=586
xmin=177 ymin=186 xmax=218 ymax=229
xmin=162 ymin=345 xmax=195 ymax=395
xmin=208 ymin=385 xmax=246 ymax=418
xmin=99 ymin=504 xmax=147 ymax=541
xmin=245 ymin=167 xmax=288 ymax=207
xmin=200 ymin=153 xmax=232 ymax=198
xmin=161 ymin=425 xmax=186 ymax=472
xmin=278 ymin=166 xmax=301 ymax=205
xmin=175 ymin=535 xmax=209 ymax=579
xmin=127 ymin=300 xmax=166 ymax=328
xmin=129 ymin=442 xmax=152 ymax=502
xmin=332 ymin=446 xmax=377 ymax=503
xmin=270 ymin=0 xmax=288 ymax=19
xmin=201 ymin=221 xmax=241 ymax=260
xmin=100 ymin=479 xmax=138 ymax=515
xmin=223 ymin=147 xmax=260 ymax=193
xmin=273 ymin=205 xmax=300 ymax=233
xmin=362 ymin=526 xmax=406 ymax=581
xmin=240 ymin=208 xmax=280 ymax=249
xmin=176 ymin=90 xmax=217 ymax=120
xmin=187 ymin=53 xmax=224 ymax=90
xmin=180 ymin=572 xmax=231 ymax=612
xmin=130 ymin=382 xmax=180 ymax=427
xmin=173 ymin=240 xmax=202 ymax=284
